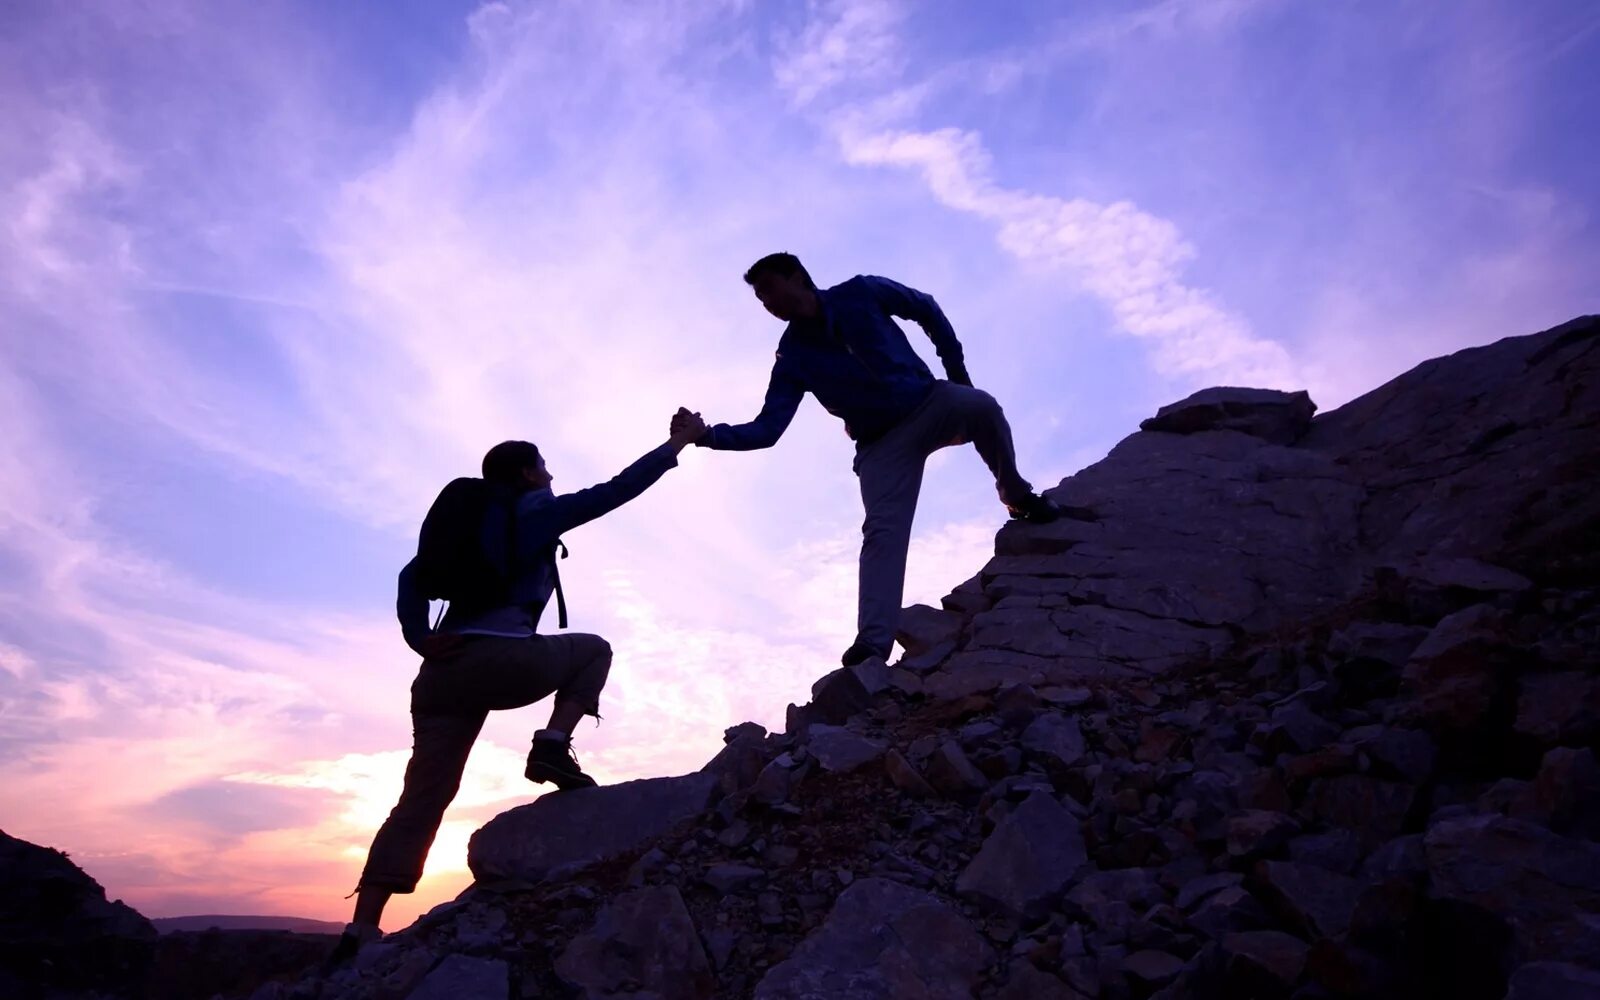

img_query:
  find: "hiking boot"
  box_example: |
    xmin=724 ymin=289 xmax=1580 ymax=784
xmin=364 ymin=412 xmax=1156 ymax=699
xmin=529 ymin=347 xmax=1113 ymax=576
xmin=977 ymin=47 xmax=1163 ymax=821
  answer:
xmin=841 ymin=639 xmax=890 ymax=668
xmin=322 ymin=922 xmax=382 ymax=972
xmin=1007 ymin=492 xmax=1065 ymax=524
xmin=525 ymin=735 xmax=598 ymax=790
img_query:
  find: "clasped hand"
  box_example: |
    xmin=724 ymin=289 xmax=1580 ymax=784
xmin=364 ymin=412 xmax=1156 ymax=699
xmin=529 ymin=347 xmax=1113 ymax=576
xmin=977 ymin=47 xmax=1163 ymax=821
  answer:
xmin=669 ymin=406 xmax=707 ymax=445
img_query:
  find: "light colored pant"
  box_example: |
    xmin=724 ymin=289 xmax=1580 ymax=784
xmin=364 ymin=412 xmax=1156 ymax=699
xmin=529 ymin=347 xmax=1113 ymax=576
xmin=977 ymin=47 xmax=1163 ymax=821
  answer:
xmin=853 ymin=382 xmax=1032 ymax=653
xmin=359 ymin=632 xmax=611 ymax=893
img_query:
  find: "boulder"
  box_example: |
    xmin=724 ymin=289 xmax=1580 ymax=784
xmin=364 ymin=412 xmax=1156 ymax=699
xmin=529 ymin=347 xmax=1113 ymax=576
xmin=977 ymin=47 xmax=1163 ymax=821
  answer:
xmin=1402 ymin=605 xmax=1510 ymax=733
xmin=957 ymin=792 xmax=1087 ymax=921
xmin=1425 ymin=814 xmax=1600 ymax=962
xmin=408 ymin=955 xmax=509 ymax=1000
xmin=1021 ymin=712 xmax=1087 ymax=770
xmin=925 ymin=741 xmax=989 ymax=796
xmin=896 ymin=603 xmax=965 ymax=655
xmin=804 ymin=725 xmax=888 ymax=773
xmin=1253 ymin=860 xmax=1361 ymax=940
xmin=1515 ymin=671 xmax=1600 ymax=748
xmin=1507 ymin=962 xmax=1600 ymax=1000
xmin=1221 ymin=930 xmax=1310 ymax=987
xmin=753 ymin=878 xmax=990 ymax=1000
xmin=1139 ymin=387 xmax=1317 ymax=445
xmin=556 ymin=886 xmax=713 ymax=999
xmin=469 ymin=772 xmax=718 ymax=883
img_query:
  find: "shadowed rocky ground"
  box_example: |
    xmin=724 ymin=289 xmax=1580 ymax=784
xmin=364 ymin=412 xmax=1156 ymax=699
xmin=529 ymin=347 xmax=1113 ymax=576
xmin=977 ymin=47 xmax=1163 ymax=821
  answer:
xmin=5 ymin=316 xmax=1596 ymax=999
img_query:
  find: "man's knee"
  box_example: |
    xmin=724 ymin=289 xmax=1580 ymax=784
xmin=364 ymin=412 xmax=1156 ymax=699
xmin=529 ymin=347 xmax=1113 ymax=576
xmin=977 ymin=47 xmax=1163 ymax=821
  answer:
xmin=960 ymin=387 xmax=1002 ymax=419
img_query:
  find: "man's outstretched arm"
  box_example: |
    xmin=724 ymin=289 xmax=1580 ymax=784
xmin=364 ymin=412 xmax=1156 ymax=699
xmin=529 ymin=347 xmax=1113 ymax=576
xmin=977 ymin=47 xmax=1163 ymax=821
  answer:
xmin=528 ymin=413 xmax=708 ymax=538
xmin=695 ymin=357 xmax=806 ymax=451
xmin=863 ymin=275 xmax=972 ymax=386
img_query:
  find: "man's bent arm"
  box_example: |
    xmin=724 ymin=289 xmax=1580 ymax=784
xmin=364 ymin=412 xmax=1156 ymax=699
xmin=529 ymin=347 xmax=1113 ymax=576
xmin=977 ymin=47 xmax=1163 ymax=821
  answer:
xmin=699 ymin=359 xmax=805 ymax=451
xmin=396 ymin=558 xmax=433 ymax=654
xmin=864 ymin=275 xmax=970 ymax=384
xmin=526 ymin=443 xmax=681 ymax=537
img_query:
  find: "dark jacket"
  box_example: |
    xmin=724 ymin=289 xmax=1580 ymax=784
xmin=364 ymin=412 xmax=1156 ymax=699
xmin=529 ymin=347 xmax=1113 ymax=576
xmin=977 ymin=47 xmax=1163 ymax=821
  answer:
xmin=397 ymin=443 xmax=678 ymax=649
xmin=702 ymin=275 xmax=968 ymax=449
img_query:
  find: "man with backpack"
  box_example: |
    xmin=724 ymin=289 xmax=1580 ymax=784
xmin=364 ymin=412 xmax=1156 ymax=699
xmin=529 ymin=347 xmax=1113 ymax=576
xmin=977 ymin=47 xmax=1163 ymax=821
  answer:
xmin=333 ymin=410 xmax=707 ymax=956
xmin=674 ymin=252 xmax=1064 ymax=669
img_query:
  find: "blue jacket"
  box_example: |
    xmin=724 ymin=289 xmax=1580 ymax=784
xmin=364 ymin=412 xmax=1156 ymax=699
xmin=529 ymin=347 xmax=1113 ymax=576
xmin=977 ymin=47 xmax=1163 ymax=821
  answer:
xmin=397 ymin=443 xmax=679 ymax=649
xmin=702 ymin=275 xmax=968 ymax=449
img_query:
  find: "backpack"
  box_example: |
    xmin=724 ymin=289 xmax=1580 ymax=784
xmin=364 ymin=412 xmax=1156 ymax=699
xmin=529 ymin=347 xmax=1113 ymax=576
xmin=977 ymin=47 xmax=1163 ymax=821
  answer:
xmin=413 ymin=478 xmax=569 ymax=627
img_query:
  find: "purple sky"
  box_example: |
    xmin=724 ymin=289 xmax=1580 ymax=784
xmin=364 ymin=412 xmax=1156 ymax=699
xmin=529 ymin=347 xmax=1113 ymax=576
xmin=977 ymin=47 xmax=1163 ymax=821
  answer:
xmin=1 ymin=0 xmax=1595 ymax=926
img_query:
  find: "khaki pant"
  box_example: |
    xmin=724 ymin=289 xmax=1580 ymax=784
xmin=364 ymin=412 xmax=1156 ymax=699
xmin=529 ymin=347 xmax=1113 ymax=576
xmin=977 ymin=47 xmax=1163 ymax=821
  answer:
xmin=359 ymin=632 xmax=611 ymax=893
xmin=853 ymin=382 xmax=1032 ymax=653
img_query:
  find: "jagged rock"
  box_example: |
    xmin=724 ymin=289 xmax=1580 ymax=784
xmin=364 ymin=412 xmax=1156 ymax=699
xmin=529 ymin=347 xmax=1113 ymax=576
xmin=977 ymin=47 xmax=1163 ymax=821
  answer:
xmin=1021 ymin=711 xmax=1086 ymax=770
xmin=883 ymin=749 xmax=935 ymax=798
xmin=469 ymin=772 xmax=718 ymax=883
xmin=1515 ymin=671 xmax=1600 ymax=747
xmin=1139 ymin=387 xmax=1317 ymax=445
xmin=994 ymin=962 xmax=1087 ymax=999
xmin=897 ymin=639 xmax=957 ymax=674
xmin=1265 ymin=703 xmax=1341 ymax=753
xmin=1306 ymin=774 xmax=1416 ymax=851
xmin=408 ymin=954 xmax=509 ymax=999
xmin=1402 ymin=605 xmax=1510 ymax=733
xmin=1066 ymin=868 xmax=1167 ymax=913
xmin=1175 ymin=871 xmax=1243 ymax=911
xmin=1530 ymin=746 xmax=1600 ymax=837
xmin=1253 ymin=860 xmax=1360 ymax=940
xmin=1188 ymin=885 xmax=1272 ymax=940
xmin=753 ymin=878 xmax=990 ymax=1000
xmin=1398 ymin=555 xmax=1534 ymax=594
xmin=1123 ymin=948 xmax=1185 ymax=986
xmin=800 ymin=662 xmax=887 ymax=726
xmin=1328 ymin=622 xmax=1430 ymax=669
xmin=804 ymin=725 xmax=888 ymax=773
xmin=897 ymin=603 xmax=965 ymax=654
xmin=556 ymin=886 xmax=712 ymax=999
xmin=1287 ymin=828 xmax=1362 ymax=874
xmin=1350 ymin=726 xmax=1437 ymax=785
xmin=957 ymin=792 xmax=1087 ymax=920
xmin=1226 ymin=810 xmax=1300 ymax=859
xmin=1221 ymin=930 xmax=1310 ymax=987
xmin=750 ymin=753 xmax=806 ymax=806
xmin=1426 ymin=814 xmax=1600 ymax=962
xmin=1361 ymin=834 xmax=1428 ymax=881
xmin=1506 ymin=962 xmax=1600 ymax=1000
xmin=701 ymin=863 xmax=764 ymax=895
xmin=925 ymin=740 xmax=989 ymax=796
xmin=702 ymin=726 xmax=769 ymax=796
xmin=0 ymin=829 xmax=157 ymax=998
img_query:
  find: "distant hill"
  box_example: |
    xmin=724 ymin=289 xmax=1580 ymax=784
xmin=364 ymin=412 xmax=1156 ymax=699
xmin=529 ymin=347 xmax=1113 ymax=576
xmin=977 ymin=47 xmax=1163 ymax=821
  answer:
xmin=151 ymin=914 xmax=344 ymax=935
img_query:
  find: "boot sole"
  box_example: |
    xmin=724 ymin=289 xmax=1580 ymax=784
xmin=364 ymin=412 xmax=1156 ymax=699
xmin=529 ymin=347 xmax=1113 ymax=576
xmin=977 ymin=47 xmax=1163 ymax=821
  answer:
xmin=525 ymin=763 xmax=598 ymax=790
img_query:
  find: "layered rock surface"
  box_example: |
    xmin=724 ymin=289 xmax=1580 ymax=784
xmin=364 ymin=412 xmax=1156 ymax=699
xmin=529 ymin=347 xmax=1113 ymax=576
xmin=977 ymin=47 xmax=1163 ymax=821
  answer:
xmin=244 ymin=316 xmax=1600 ymax=999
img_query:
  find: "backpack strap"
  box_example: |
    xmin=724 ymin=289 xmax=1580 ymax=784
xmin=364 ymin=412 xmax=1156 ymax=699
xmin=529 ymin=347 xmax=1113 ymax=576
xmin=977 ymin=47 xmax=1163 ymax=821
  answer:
xmin=551 ymin=540 xmax=569 ymax=629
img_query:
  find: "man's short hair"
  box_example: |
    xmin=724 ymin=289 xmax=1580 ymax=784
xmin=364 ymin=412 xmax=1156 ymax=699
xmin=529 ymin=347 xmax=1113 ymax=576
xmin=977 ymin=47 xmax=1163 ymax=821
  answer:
xmin=744 ymin=251 xmax=813 ymax=288
xmin=482 ymin=440 xmax=541 ymax=486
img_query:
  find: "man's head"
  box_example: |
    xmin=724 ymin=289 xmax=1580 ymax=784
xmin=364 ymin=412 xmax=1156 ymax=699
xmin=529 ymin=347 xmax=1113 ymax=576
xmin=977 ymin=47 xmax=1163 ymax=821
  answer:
xmin=744 ymin=252 xmax=819 ymax=322
xmin=482 ymin=440 xmax=551 ymax=492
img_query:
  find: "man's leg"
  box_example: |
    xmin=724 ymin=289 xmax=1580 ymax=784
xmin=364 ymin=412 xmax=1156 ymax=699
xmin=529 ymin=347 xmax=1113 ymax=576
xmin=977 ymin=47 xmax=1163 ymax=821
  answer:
xmin=853 ymin=434 xmax=928 ymax=659
xmin=353 ymin=711 xmax=485 ymax=927
xmin=451 ymin=633 xmax=613 ymax=789
xmin=912 ymin=382 xmax=1033 ymax=504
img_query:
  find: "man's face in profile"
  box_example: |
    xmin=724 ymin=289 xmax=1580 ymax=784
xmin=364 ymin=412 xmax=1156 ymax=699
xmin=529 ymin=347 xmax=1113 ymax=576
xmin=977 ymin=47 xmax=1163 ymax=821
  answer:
xmin=751 ymin=270 xmax=810 ymax=322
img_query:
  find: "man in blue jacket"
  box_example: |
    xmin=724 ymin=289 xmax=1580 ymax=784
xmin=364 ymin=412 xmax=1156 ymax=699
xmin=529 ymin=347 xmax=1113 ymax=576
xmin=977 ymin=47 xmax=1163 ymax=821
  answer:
xmin=676 ymin=252 xmax=1062 ymax=668
xmin=335 ymin=410 xmax=707 ymax=954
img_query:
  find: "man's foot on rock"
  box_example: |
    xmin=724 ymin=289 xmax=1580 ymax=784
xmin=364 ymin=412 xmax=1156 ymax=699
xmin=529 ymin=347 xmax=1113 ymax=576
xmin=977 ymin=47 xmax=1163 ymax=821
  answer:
xmin=1007 ymin=492 xmax=1065 ymax=524
xmin=322 ymin=922 xmax=382 ymax=972
xmin=841 ymin=639 xmax=890 ymax=668
xmin=525 ymin=735 xmax=598 ymax=790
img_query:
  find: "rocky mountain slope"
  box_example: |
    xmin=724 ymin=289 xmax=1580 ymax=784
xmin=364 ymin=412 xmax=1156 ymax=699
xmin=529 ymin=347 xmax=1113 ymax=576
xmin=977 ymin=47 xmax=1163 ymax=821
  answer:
xmin=8 ymin=315 xmax=1598 ymax=999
